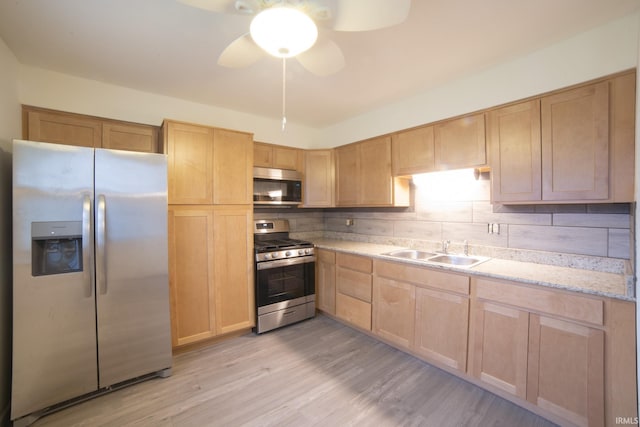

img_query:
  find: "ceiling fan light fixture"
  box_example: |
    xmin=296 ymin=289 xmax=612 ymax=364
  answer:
xmin=250 ymin=7 xmax=318 ymax=58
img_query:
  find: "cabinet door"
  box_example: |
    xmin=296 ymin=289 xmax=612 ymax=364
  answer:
xmin=168 ymin=208 xmax=216 ymax=347
xmin=253 ymin=142 xmax=273 ymax=167
xmin=102 ymin=122 xmax=158 ymax=153
xmin=273 ymin=146 xmax=301 ymax=170
xmin=414 ymin=287 xmax=469 ymax=372
xmin=488 ymin=100 xmax=542 ymax=202
xmin=392 ymin=125 xmax=435 ymax=175
xmin=469 ymin=300 xmax=529 ymax=399
xmin=165 ymin=121 xmax=214 ymax=204
xmin=527 ymin=314 xmax=604 ymax=427
xmin=303 ymin=150 xmax=335 ymax=207
xmin=360 ymin=136 xmax=393 ymax=206
xmin=213 ymin=128 xmax=253 ymax=204
xmin=434 ymin=113 xmax=486 ymax=170
xmin=316 ymin=250 xmax=336 ymax=314
xmin=373 ymin=277 xmax=415 ymax=349
xmin=541 ymin=81 xmax=609 ymax=201
xmin=27 ymin=110 xmax=102 ymax=148
xmin=213 ymin=206 xmax=254 ymax=334
xmin=335 ymin=144 xmax=360 ymax=206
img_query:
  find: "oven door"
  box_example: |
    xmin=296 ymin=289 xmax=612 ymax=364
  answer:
xmin=255 ymin=256 xmax=315 ymax=307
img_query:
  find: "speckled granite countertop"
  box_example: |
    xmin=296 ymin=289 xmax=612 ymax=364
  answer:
xmin=312 ymin=239 xmax=634 ymax=302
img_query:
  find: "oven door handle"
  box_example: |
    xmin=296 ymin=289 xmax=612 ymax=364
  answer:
xmin=257 ymin=255 xmax=316 ymax=270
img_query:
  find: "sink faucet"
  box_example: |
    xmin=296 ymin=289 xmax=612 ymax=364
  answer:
xmin=464 ymin=240 xmax=469 ymax=256
xmin=442 ymin=240 xmax=450 ymax=254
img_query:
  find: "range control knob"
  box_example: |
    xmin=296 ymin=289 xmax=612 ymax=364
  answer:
xmin=298 ymin=249 xmax=304 ymax=255
xmin=285 ymin=251 xmax=292 ymax=257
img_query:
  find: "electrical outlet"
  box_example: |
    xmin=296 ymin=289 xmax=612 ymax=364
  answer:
xmin=487 ymin=223 xmax=500 ymax=234
xmin=345 ymin=218 xmax=354 ymax=227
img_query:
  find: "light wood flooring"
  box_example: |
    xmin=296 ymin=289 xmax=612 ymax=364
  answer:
xmin=33 ymin=315 xmax=557 ymax=426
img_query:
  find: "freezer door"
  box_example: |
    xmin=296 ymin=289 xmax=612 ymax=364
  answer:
xmin=11 ymin=140 xmax=97 ymax=420
xmin=94 ymin=148 xmax=172 ymax=387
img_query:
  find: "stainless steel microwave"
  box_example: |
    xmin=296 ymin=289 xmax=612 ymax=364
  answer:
xmin=253 ymin=167 xmax=302 ymax=206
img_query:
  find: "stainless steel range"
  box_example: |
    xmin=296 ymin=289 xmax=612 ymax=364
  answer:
xmin=254 ymin=219 xmax=315 ymax=333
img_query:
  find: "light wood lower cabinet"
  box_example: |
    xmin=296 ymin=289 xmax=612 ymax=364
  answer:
xmin=414 ymin=286 xmax=469 ymax=372
xmin=527 ymin=314 xmax=604 ymax=427
xmin=469 ymin=300 xmax=529 ymax=399
xmin=335 ymin=253 xmax=372 ymax=331
xmin=316 ymin=249 xmax=336 ymax=315
xmin=168 ymin=205 xmax=253 ymax=348
xmin=470 ymin=277 xmax=607 ymax=427
xmin=372 ymin=276 xmax=415 ymax=349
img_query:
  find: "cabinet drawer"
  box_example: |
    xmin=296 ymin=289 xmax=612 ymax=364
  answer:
xmin=337 ymin=253 xmax=372 ymax=273
xmin=474 ymin=278 xmax=603 ymax=326
xmin=375 ymin=260 xmax=469 ymax=295
xmin=336 ymin=293 xmax=371 ymax=331
xmin=337 ymin=267 xmax=372 ymax=303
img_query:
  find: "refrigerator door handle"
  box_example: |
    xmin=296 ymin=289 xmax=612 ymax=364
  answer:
xmin=82 ymin=193 xmax=94 ymax=298
xmin=97 ymin=194 xmax=107 ymax=295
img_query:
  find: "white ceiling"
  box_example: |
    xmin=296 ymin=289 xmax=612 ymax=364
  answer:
xmin=0 ymin=0 xmax=638 ymax=128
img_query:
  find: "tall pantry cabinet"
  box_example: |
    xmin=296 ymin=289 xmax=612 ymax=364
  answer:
xmin=162 ymin=120 xmax=254 ymax=349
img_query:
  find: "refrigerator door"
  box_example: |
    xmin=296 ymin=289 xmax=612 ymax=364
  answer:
xmin=11 ymin=140 xmax=98 ymax=420
xmin=94 ymin=148 xmax=172 ymax=387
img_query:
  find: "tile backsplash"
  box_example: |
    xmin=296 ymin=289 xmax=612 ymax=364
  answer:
xmin=254 ymin=173 xmax=632 ymax=275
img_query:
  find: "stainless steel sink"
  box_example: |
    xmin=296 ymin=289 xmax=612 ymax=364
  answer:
xmin=427 ymin=254 xmax=489 ymax=267
xmin=383 ymin=249 xmax=435 ymax=260
xmin=383 ymin=249 xmax=489 ymax=268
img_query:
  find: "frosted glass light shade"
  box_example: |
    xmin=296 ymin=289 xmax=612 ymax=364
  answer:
xmin=250 ymin=7 xmax=318 ymax=58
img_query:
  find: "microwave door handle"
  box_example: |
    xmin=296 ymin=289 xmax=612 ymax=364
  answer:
xmin=96 ymin=194 xmax=107 ymax=295
xmin=82 ymin=193 xmax=94 ymax=298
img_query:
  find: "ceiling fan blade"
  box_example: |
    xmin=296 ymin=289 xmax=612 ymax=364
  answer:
xmin=176 ymin=0 xmax=238 ymax=13
xmin=331 ymin=0 xmax=411 ymax=31
xmin=218 ymin=33 xmax=266 ymax=68
xmin=296 ymin=37 xmax=345 ymax=76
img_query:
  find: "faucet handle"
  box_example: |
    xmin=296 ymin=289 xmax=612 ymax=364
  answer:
xmin=463 ymin=240 xmax=469 ymax=256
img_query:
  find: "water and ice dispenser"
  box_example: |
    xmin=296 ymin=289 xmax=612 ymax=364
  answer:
xmin=31 ymin=221 xmax=83 ymax=276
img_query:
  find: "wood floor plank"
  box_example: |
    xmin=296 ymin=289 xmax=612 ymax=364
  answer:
xmin=33 ymin=315 xmax=557 ymax=427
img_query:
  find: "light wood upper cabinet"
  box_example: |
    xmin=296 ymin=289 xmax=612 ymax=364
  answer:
xmin=254 ymin=141 xmax=302 ymax=171
xmin=163 ymin=120 xmax=253 ymax=205
xmin=391 ymin=125 xmax=435 ymax=175
xmin=541 ymin=81 xmax=609 ymax=201
xmin=434 ymin=112 xmax=486 ymax=170
xmin=24 ymin=106 xmax=160 ymax=153
xmin=26 ymin=109 xmax=103 ymax=148
xmin=102 ymin=122 xmax=158 ymax=153
xmin=316 ymin=249 xmax=336 ymax=315
xmin=335 ymin=143 xmax=360 ymax=206
xmin=168 ymin=205 xmax=253 ymax=348
xmin=489 ymin=72 xmax=635 ymax=204
xmin=303 ymin=149 xmax=335 ymax=207
xmin=213 ymin=128 xmax=253 ymax=204
xmin=335 ymin=137 xmax=410 ymax=207
xmin=164 ymin=121 xmax=215 ymax=205
xmin=488 ymin=99 xmax=542 ymax=202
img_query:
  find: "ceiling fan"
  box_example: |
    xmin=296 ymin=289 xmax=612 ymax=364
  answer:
xmin=178 ymin=0 xmax=412 ymax=76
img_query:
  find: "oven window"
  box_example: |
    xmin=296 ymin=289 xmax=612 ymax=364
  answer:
xmin=256 ymin=263 xmax=306 ymax=306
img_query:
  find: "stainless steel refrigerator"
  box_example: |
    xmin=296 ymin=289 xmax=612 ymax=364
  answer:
xmin=11 ymin=139 xmax=172 ymax=425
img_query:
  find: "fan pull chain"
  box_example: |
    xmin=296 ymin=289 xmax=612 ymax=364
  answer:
xmin=281 ymin=57 xmax=287 ymax=131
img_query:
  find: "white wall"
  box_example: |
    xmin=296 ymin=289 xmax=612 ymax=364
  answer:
xmin=0 ymin=35 xmax=21 ymax=426
xmin=318 ymin=12 xmax=640 ymax=147
xmin=18 ymin=66 xmax=321 ymax=149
